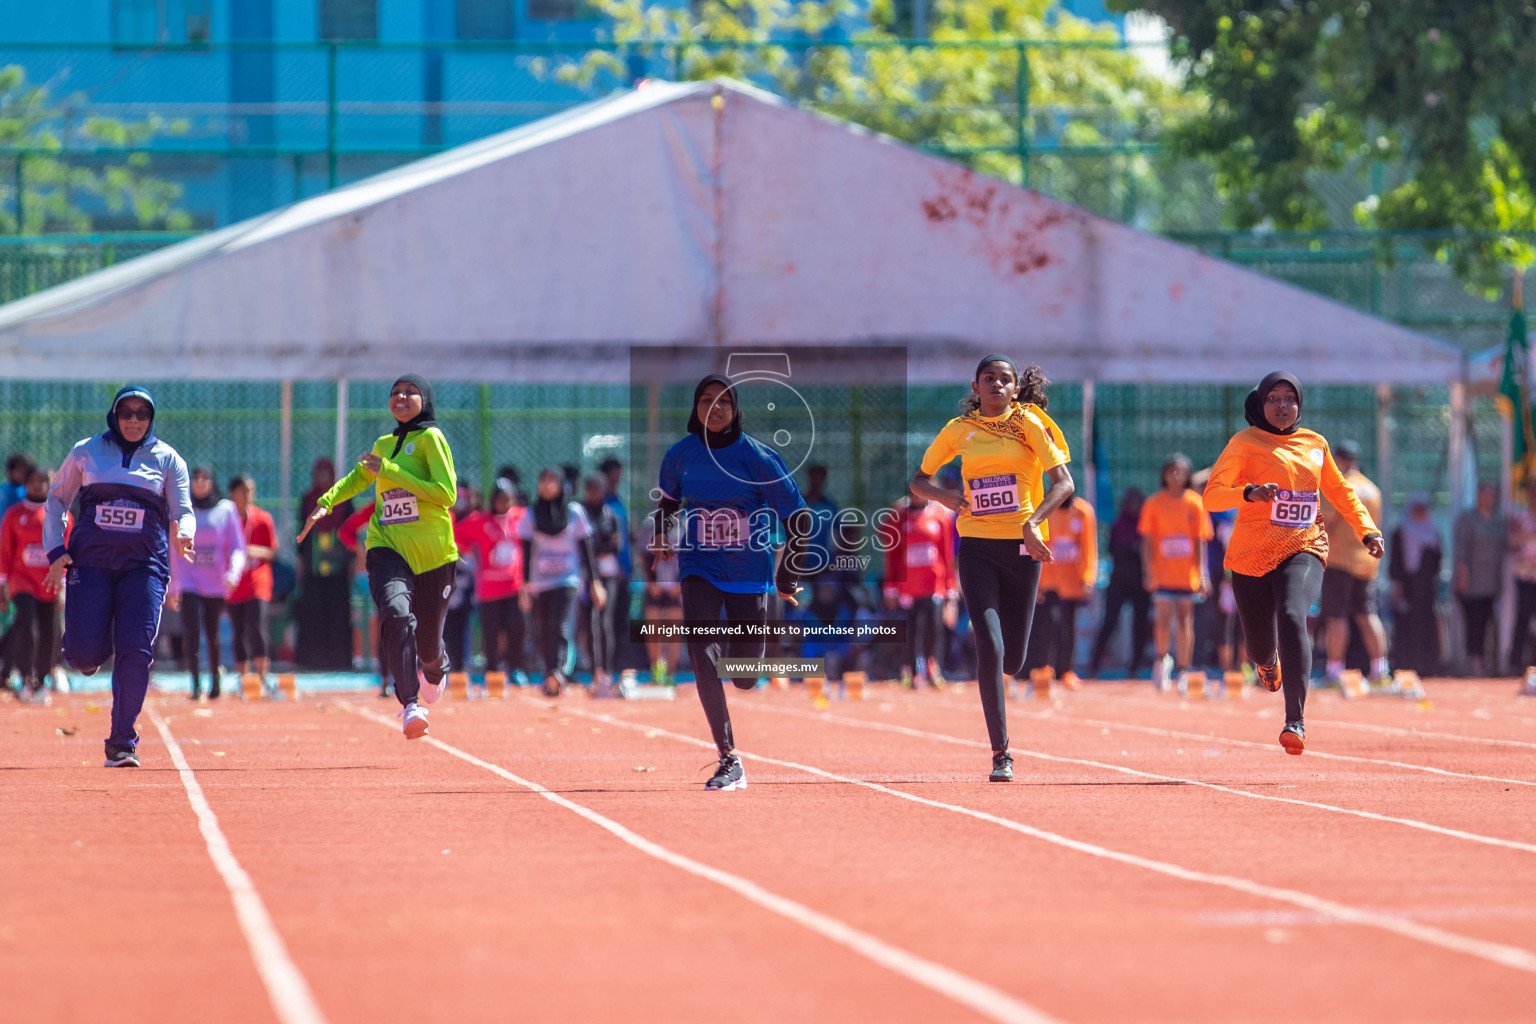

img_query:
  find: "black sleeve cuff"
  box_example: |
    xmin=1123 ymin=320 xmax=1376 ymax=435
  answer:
xmin=1242 ymin=485 xmax=1257 ymax=502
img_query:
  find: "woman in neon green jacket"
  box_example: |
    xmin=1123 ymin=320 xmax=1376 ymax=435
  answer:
xmin=299 ymin=374 xmax=458 ymax=739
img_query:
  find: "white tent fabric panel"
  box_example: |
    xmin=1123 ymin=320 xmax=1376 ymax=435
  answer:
xmin=0 ymin=78 xmax=1461 ymax=385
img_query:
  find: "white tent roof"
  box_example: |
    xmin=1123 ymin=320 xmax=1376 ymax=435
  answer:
xmin=0 ymin=78 xmax=1461 ymax=384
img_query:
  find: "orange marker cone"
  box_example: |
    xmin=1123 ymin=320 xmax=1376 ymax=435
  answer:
xmin=277 ymin=674 xmax=297 ymax=701
xmin=806 ymin=677 xmax=824 ymax=702
xmin=1184 ymin=671 xmax=1206 ymax=700
xmin=448 ymin=672 xmax=470 ymax=701
xmin=241 ymin=673 xmax=264 ymax=701
xmin=845 ymin=671 xmax=867 ymax=701
xmin=1224 ymin=670 xmax=1247 ymax=700
xmin=485 ymin=671 xmax=507 ymax=699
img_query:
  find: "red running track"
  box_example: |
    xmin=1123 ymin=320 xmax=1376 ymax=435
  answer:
xmin=4 ymin=678 xmax=1536 ymax=1023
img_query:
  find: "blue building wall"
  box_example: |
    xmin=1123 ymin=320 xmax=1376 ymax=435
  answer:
xmin=0 ymin=1 xmax=1122 ymax=228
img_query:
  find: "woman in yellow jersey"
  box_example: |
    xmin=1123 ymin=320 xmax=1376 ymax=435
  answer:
xmin=298 ymin=374 xmax=459 ymax=740
xmin=912 ymin=355 xmax=1073 ymax=782
xmin=1204 ymin=371 xmax=1383 ymax=755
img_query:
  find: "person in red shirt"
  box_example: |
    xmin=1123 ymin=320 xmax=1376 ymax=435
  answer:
xmin=454 ymin=478 xmax=528 ymax=683
xmin=0 ymin=467 xmax=68 ymax=703
xmin=883 ymin=491 xmax=959 ymax=688
xmin=226 ymin=475 xmax=277 ymax=690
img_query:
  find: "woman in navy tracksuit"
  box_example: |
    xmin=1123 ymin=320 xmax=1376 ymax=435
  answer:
xmin=44 ymin=386 xmax=195 ymax=767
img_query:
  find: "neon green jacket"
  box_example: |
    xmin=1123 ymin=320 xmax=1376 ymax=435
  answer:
xmin=319 ymin=426 xmax=458 ymax=574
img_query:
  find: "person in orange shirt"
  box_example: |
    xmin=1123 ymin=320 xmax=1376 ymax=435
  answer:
xmin=1205 ymin=371 xmax=1383 ymax=755
xmin=1138 ymin=454 xmax=1213 ymax=692
xmin=0 ymin=466 xmax=68 ymax=703
xmin=1023 ymin=494 xmax=1097 ymax=687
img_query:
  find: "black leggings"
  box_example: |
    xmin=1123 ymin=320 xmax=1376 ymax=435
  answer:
xmin=1509 ymin=581 xmax=1536 ymax=671
xmin=367 ymin=547 xmax=457 ymax=708
xmin=588 ymin=575 xmax=624 ymax=674
xmin=479 ymin=595 xmax=526 ymax=675
xmin=4 ymin=593 xmax=57 ymax=686
xmin=1090 ymin=575 xmax=1151 ymax=675
xmin=957 ymin=537 xmax=1042 ymax=752
xmin=532 ymin=586 xmax=578 ymax=678
xmin=681 ymin=576 xmax=770 ymax=754
xmin=1459 ymin=596 xmax=1496 ymax=664
xmin=181 ymin=593 xmax=225 ymax=694
xmin=1024 ymin=592 xmax=1081 ymax=676
xmin=1231 ymin=552 xmax=1324 ymax=724
xmin=905 ymin=596 xmax=942 ymax=673
xmin=227 ymin=598 xmax=268 ymax=663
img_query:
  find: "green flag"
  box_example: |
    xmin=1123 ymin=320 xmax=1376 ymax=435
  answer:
xmin=1498 ymin=310 xmax=1536 ymax=495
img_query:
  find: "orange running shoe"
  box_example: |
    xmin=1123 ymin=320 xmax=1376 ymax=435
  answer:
xmin=1256 ymin=659 xmax=1281 ymax=692
xmin=1279 ymin=721 xmax=1304 ymax=755
xmin=1060 ymin=671 xmax=1081 ymax=690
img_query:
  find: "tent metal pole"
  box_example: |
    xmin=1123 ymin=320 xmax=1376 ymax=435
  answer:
xmin=279 ymin=379 xmax=293 ymax=550
xmin=1081 ymin=378 xmax=1095 ymax=509
xmin=1375 ymin=383 xmax=1393 ymax=525
xmin=1449 ymin=380 xmax=1468 ymax=512
xmin=335 ymin=378 xmax=349 ymax=476
xmin=1501 ymin=406 xmax=1516 ymax=669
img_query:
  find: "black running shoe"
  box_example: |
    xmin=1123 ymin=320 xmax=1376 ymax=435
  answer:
xmin=705 ymin=752 xmax=746 ymax=791
xmin=104 ymin=748 xmax=140 ymax=768
xmin=1279 ymin=721 xmax=1305 ymax=756
xmin=989 ymin=751 xmax=1014 ymax=782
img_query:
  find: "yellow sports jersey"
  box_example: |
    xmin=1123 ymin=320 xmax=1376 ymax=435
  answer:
xmin=919 ymin=403 xmax=1071 ymax=540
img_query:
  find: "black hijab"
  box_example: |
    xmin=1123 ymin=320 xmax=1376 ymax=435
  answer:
xmin=533 ymin=470 xmax=570 ymax=536
xmin=686 ymin=374 xmax=743 ymax=450
xmin=388 ymin=373 xmax=438 ymax=458
xmin=190 ymin=467 xmax=220 ymax=511
xmin=1244 ymin=371 xmax=1304 ymax=436
xmin=105 ymin=385 xmax=157 ymax=467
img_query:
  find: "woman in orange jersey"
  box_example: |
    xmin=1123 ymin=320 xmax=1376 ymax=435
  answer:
xmin=1138 ymin=454 xmax=1213 ymax=692
xmin=913 ymin=355 xmax=1074 ymax=782
xmin=1204 ymin=372 xmax=1383 ymax=754
xmin=1023 ymin=493 xmax=1097 ymax=687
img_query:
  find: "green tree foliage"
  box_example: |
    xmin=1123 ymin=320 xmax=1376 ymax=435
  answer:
xmin=551 ymin=0 xmax=1202 ymax=225
xmin=0 ymin=65 xmax=191 ymax=234
xmin=1116 ymin=0 xmax=1536 ymax=285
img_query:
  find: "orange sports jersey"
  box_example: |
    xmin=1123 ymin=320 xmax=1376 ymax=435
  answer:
xmin=1138 ymin=489 xmax=1212 ymax=592
xmin=918 ymin=403 xmax=1071 ymax=540
xmin=1204 ymin=427 xmax=1378 ymax=577
xmin=1040 ymin=495 xmax=1097 ymax=599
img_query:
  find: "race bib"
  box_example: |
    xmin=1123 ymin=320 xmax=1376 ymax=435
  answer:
xmin=1159 ymin=535 xmax=1193 ymax=560
xmin=598 ymin=554 xmax=622 ymax=577
xmin=94 ymin=503 xmax=144 ymax=532
xmin=491 ymin=540 xmax=517 ymax=568
xmin=21 ymin=544 xmax=48 ymax=568
xmin=379 ymin=489 xmax=419 ymax=526
xmin=908 ymin=541 xmax=938 ymax=568
xmin=968 ymin=474 xmax=1020 ymax=517
xmin=1270 ymin=490 xmax=1319 ymax=529
xmin=536 ymin=553 xmax=570 ymax=578
xmin=697 ymin=510 xmax=748 ymax=548
xmin=1051 ymin=538 xmax=1080 ymax=563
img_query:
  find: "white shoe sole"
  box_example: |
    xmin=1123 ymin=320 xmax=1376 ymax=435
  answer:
xmin=706 ymin=775 xmax=747 ymax=792
xmin=402 ymin=712 xmax=429 ymax=739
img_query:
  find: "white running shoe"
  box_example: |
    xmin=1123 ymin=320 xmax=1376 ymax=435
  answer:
xmin=1155 ymin=654 xmax=1174 ymax=693
xmin=51 ymin=666 xmax=69 ymax=694
xmin=401 ymin=702 xmax=429 ymax=739
xmin=418 ymin=669 xmax=447 ymax=705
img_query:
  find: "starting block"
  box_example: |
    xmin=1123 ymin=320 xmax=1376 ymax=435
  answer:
xmin=806 ymin=677 xmax=825 ymax=702
xmin=1392 ymin=670 xmax=1426 ymax=700
xmin=844 ymin=671 xmax=867 ymax=701
xmin=240 ymin=672 xmax=264 ymax=701
xmin=1224 ymin=670 xmax=1247 ymax=700
xmin=277 ymin=674 xmax=297 ymax=701
xmin=485 ymin=671 xmax=507 ymax=699
xmin=1029 ymin=667 xmax=1053 ymax=699
xmin=1183 ymin=671 xmax=1206 ymax=700
xmin=448 ymin=672 xmax=470 ymax=700
xmin=1339 ymin=669 xmax=1365 ymax=700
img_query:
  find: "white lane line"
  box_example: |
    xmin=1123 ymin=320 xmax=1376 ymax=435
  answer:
xmin=1065 ymin=690 xmax=1536 ymax=751
xmin=740 ymin=704 xmax=1536 ymax=855
xmin=899 ymin=694 xmax=1536 ymax=787
xmin=548 ymin=701 xmax=1536 ymax=976
xmin=147 ymin=708 xmax=328 ymax=1024
xmin=344 ymin=703 xmax=1060 ymax=1024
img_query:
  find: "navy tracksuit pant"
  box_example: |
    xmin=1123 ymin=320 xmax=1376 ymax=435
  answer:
xmin=63 ymin=564 xmax=166 ymax=756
